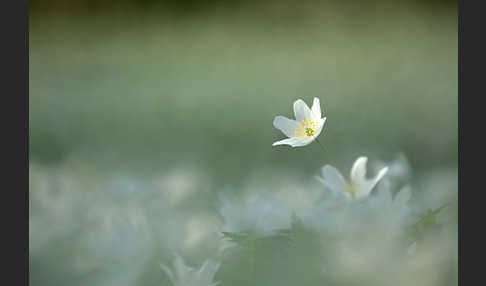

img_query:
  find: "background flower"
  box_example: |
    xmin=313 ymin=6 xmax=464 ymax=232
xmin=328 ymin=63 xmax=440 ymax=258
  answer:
xmin=217 ymin=191 xmax=292 ymax=236
xmin=316 ymin=156 xmax=388 ymax=200
xmin=161 ymin=254 xmax=221 ymax=286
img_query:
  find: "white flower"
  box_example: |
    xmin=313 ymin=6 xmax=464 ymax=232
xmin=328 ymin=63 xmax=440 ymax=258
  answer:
xmin=376 ymin=185 xmax=412 ymax=211
xmin=272 ymin=97 xmax=327 ymax=147
xmin=378 ymin=153 xmax=411 ymax=182
xmin=372 ymin=153 xmax=411 ymax=191
xmin=316 ymin=156 xmax=388 ymax=200
xmin=217 ymin=193 xmax=291 ymax=236
xmin=369 ymin=184 xmax=414 ymax=228
xmin=161 ymin=254 xmax=221 ymax=286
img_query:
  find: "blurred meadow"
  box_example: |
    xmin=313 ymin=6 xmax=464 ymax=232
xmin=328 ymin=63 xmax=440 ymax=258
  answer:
xmin=29 ymin=1 xmax=457 ymax=286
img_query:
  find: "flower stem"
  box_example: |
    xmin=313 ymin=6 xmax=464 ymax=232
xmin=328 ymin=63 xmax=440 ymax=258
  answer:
xmin=315 ymin=137 xmax=333 ymax=164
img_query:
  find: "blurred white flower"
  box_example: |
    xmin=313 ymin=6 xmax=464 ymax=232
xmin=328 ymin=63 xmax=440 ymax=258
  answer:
xmin=375 ymin=185 xmax=412 ymax=211
xmin=372 ymin=153 xmax=411 ymax=193
xmin=368 ymin=184 xmax=414 ymax=232
xmin=272 ymin=97 xmax=327 ymax=147
xmin=316 ymin=156 xmax=388 ymax=200
xmin=217 ymin=193 xmax=292 ymax=236
xmin=161 ymin=254 xmax=221 ymax=286
xmin=184 ymin=214 xmax=220 ymax=252
xmin=153 ymin=168 xmax=206 ymax=206
xmin=373 ymin=153 xmax=411 ymax=181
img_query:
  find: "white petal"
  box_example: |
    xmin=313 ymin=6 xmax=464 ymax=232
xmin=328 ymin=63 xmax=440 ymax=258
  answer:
xmin=173 ymin=254 xmax=188 ymax=281
xmin=272 ymin=137 xmax=298 ymax=147
xmin=272 ymin=137 xmax=313 ymax=147
xmin=311 ymin=97 xmax=321 ymax=120
xmin=350 ymin=157 xmax=368 ymax=182
xmin=372 ymin=166 xmax=389 ymax=187
xmin=355 ymin=166 xmax=388 ymax=199
xmin=293 ymin=99 xmax=312 ymax=122
xmin=312 ymin=117 xmax=326 ymax=139
xmin=355 ymin=182 xmax=377 ymax=199
xmin=273 ymin=116 xmax=298 ymax=138
xmin=320 ymin=165 xmax=347 ymax=193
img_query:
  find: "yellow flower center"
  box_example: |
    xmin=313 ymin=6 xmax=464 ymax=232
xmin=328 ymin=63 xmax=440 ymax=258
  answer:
xmin=344 ymin=181 xmax=360 ymax=197
xmin=294 ymin=118 xmax=318 ymax=138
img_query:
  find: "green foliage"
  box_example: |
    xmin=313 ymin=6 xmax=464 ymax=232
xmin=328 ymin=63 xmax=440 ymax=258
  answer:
xmin=403 ymin=203 xmax=453 ymax=252
xmin=411 ymin=203 xmax=450 ymax=231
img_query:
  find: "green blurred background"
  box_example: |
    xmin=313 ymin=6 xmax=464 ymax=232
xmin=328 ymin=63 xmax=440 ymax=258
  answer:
xmin=29 ymin=0 xmax=457 ymax=285
xmin=30 ymin=0 xmax=457 ymax=178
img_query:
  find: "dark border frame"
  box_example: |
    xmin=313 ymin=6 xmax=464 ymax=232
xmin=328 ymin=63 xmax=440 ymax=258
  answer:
xmin=2 ymin=0 xmax=29 ymax=284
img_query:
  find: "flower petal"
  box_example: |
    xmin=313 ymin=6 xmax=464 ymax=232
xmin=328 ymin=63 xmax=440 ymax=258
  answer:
xmin=354 ymin=166 xmax=388 ymax=199
xmin=273 ymin=116 xmax=299 ymax=138
xmin=312 ymin=117 xmax=326 ymax=139
xmin=293 ymin=99 xmax=312 ymax=122
xmin=354 ymin=182 xmax=374 ymax=199
xmin=372 ymin=166 xmax=389 ymax=187
xmin=350 ymin=156 xmax=368 ymax=182
xmin=272 ymin=137 xmax=313 ymax=147
xmin=311 ymin=97 xmax=321 ymax=120
xmin=173 ymin=254 xmax=188 ymax=280
xmin=319 ymin=165 xmax=347 ymax=194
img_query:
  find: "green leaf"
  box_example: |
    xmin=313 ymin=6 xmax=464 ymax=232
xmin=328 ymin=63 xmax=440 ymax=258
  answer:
xmin=405 ymin=202 xmax=451 ymax=238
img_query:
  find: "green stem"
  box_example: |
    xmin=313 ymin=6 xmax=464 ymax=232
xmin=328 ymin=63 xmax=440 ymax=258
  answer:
xmin=315 ymin=137 xmax=333 ymax=164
